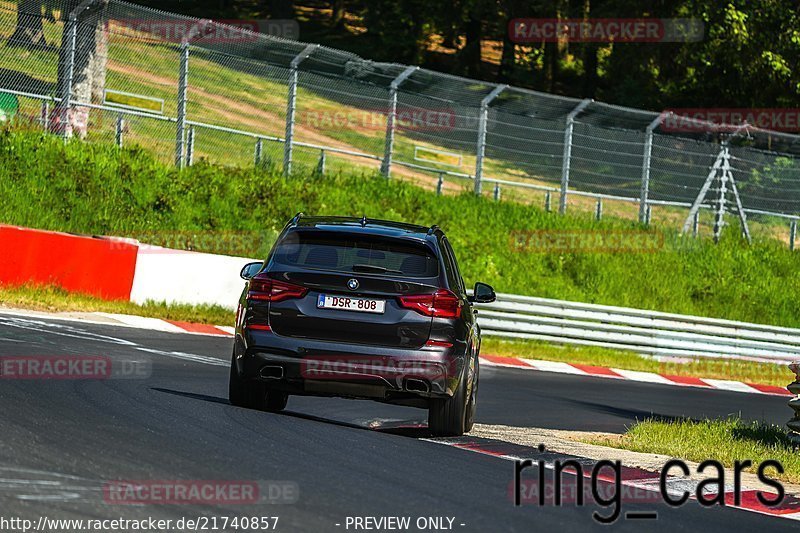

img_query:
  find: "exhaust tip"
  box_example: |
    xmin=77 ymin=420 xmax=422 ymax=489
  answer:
xmin=405 ymin=378 xmax=430 ymax=393
xmin=260 ymin=365 xmax=284 ymax=379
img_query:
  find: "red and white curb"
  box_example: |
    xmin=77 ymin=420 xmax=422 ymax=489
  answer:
xmin=94 ymin=313 xmax=235 ymax=337
xmin=427 ymin=437 xmax=800 ymax=521
xmin=480 ymin=354 xmax=792 ymax=397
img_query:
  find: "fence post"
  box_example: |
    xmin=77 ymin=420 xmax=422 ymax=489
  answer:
xmin=40 ymin=101 xmax=49 ymax=130
xmin=115 ymin=114 xmax=124 ymax=148
xmin=316 ymin=149 xmax=326 ymax=175
xmin=639 ymin=114 xmax=666 ymax=223
xmin=60 ymin=14 xmax=79 ymax=140
xmin=791 ymin=220 xmax=797 ymax=251
xmin=381 ymin=66 xmax=417 ymax=178
xmin=692 ymin=211 xmax=699 ymax=237
xmin=254 ymin=137 xmax=263 ymax=166
xmin=284 ymin=44 xmax=318 ymax=176
xmin=559 ymin=99 xmax=591 ymax=214
xmin=595 ymin=198 xmax=603 ymax=220
xmin=493 ymin=183 xmax=501 ymax=201
xmin=474 ymin=84 xmax=507 ymax=195
xmin=186 ymin=126 xmax=195 ymax=166
xmin=175 ymin=42 xmax=190 ymax=168
xmin=436 ymin=173 xmax=444 ymax=195
xmin=545 ymin=191 xmax=552 ymax=212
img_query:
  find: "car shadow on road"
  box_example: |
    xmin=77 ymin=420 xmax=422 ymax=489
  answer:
xmin=563 ymin=398 xmax=700 ymax=426
xmin=151 ymin=387 xmax=433 ymax=438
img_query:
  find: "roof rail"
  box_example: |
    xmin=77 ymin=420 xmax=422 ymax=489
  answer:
xmin=360 ymin=215 xmax=368 ymax=227
xmin=427 ymin=225 xmax=439 ymax=235
xmin=291 ymin=212 xmax=304 ymax=225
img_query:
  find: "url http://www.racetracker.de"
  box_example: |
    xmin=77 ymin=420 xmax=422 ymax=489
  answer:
xmin=0 ymin=516 xmax=281 ymax=532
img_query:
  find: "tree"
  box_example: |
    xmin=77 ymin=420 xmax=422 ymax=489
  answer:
xmin=330 ymin=0 xmax=346 ymax=30
xmin=53 ymin=0 xmax=109 ymax=137
xmin=359 ymin=0 xmax=433 ymax=64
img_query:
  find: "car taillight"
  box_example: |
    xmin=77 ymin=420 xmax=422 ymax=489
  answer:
xmin=248 ymin=275 xmax=307 ymax=302
xmin=398 ymin=289 xmax=461 ymax=318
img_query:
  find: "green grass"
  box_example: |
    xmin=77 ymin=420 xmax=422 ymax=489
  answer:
xmin=4 ymin=127 xmax=800 ymax=328
xmin=3 ymin=126 xmax=800 ymax=329
xmin=482 ymin=338 xmax=793 ymax=386
xmin=0 ymin=283 xmax=233 ymax=325
xmin=586 ymin=418 xmax=800 ymax=484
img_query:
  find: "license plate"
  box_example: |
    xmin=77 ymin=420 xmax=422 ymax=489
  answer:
xmin=317 ymin=294 xmax=385 ymax=314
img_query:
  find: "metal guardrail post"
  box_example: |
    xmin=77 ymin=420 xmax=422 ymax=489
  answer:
xmin=639 ymin=114 xmax=666 ymax=223
xmin=284 ymin=44 xmax=318 ymax=175
xmin=186 ymin=125 xmax=195 ymax=166
xmin=559 ymin=99 xmax=591 ymax=214
xmin=791 ymin=220 xmax=797 ymax=251
xmin=115 ymin=114 xmax=124 ymax=148
xmin=645 ymin=204 xmax=652 ymax=226
xmin=175 ymin=42 xmax=190 ymax=168
xmin=474 ymin=84 xmax=507 ymax=195
xmin=788 ymin=362 xmax=800 ymax=444
xmin=436 ymin=173 xmax=444 ymax=195
xmin=692 ymin=211 xmax=700 ymax=237
xmin=493 ymin=183 xmax=501 ymax=201
xmin=595 ymin=198 xmax=603 ymax=220
xmin=545 ymin=191 xmax=551 ymax=212
xmin=380 ymin=66 xmax=417 ymax=178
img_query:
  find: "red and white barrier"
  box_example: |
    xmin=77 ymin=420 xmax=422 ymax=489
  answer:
xmin=0 ymin=225 xmax=139 ymax=300
xmin=130 ymin=244 xmax=258 ymax=309
xmin=0 ymin=224 xmax=256 ymax=310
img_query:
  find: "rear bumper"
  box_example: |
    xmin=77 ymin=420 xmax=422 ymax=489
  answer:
xmin=236 ymin=329 xmax=466 ymax=404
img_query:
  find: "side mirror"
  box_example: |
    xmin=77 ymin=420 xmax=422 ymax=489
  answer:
xmin=471 ymin=282 xmax=496 ymax=304
xmin=240 ymin=261 xmax=263 ymax=280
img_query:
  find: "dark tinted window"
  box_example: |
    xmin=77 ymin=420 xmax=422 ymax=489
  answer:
xmin=441 ymin=237 xmax=465 ymax=293
xmin=270 ymin=231 xmax=439 ymax=278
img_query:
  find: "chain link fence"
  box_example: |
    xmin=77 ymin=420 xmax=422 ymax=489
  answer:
xmin=2 ymin=0 xmax=800 ymax=245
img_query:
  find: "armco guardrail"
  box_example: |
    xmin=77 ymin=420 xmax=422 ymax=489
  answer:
xmin=475 ymin=293 xmax=800 ymax=364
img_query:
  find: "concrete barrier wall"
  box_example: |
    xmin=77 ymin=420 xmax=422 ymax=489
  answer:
xmin=0 ymin=225 xmax=256 ymax=309
xmin=0 ymin=224 xmax=138 ymax=300
xmin=130 ymin=245 xmax=259 ymax=310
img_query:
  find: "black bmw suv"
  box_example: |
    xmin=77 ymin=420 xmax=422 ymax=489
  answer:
xmin=229 ymin=214 xmax=496 ymax=436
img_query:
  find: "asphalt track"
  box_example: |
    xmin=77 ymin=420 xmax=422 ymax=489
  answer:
xmin=0 ymin=314 xmax=794 ymax=532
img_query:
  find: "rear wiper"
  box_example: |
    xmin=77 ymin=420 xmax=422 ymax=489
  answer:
xmin=352 ymin=264 xmax=403 ymax=275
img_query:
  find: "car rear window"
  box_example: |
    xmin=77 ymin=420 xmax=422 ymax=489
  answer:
xmin=270 ymin=231 xmax=439 ymax=278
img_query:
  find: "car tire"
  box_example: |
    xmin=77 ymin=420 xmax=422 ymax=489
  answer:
xmin=464 ymin=352 xmax=478 ymax=433
xmin=229 ymin=352 xmax=289 ymax=412
xmin=229 ymin=351 xmax=251 ymax=408
xmin=428 ymin=352 xmax=476 ymax=437
xmin=264 ymin=390 xmax=289 ymax=412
